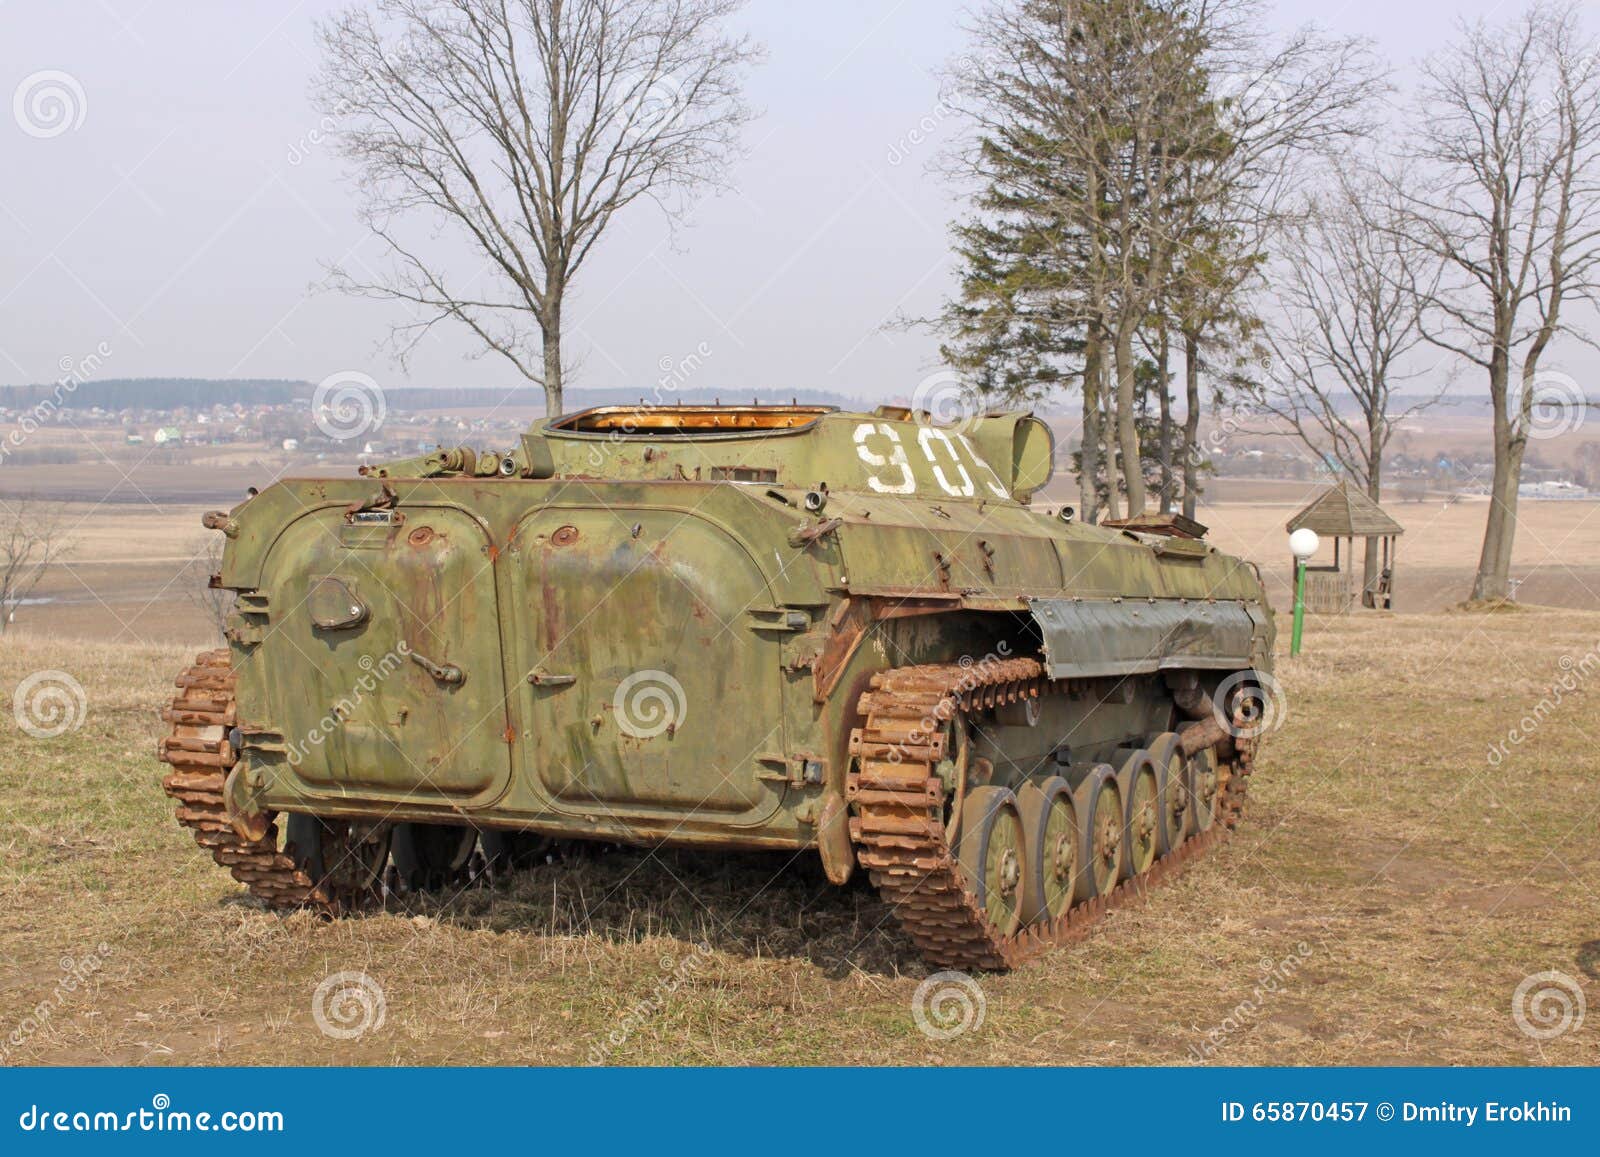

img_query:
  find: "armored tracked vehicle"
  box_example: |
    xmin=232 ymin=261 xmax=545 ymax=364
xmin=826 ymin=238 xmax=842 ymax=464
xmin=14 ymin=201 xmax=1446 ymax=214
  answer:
xmin=159 ymin=404 xmax=1274 ymax=969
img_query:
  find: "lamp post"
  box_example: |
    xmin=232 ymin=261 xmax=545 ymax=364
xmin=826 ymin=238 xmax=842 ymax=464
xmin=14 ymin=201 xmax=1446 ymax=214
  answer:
xmin=1289 ymin=528 xmax=1320 ymax=657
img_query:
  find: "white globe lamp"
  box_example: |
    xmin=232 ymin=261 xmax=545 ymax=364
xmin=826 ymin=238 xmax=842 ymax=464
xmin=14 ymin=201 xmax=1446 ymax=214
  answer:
xmin=1288 ymin=528 xmax=1320 ymax=655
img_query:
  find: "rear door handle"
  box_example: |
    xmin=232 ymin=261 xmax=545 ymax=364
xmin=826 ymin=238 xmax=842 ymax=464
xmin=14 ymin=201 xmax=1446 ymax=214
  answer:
xmin=410 ymin=649 xmax=465 ymax=685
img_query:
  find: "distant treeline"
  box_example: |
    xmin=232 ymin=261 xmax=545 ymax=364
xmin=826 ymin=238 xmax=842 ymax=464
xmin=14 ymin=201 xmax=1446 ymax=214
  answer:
xmin=0 ymin=377 xmax=865 ymax=413
xmin=0 ymin=378 xmax=307 ymax=410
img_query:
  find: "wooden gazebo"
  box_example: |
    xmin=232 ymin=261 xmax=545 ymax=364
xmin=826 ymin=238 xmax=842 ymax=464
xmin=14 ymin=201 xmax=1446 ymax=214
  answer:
xmin=1286 ymin=482 xmax=1405 ymax=612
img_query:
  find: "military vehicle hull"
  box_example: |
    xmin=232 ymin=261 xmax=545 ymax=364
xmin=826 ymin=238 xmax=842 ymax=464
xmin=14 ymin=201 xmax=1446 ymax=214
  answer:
xmin=159 ymin=405 xmax=1274 ymax=968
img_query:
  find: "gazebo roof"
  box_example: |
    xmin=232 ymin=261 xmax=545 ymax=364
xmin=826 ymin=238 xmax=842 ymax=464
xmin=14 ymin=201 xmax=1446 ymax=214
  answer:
xmin=1286 ymin=481 xmax=1405 ymax=537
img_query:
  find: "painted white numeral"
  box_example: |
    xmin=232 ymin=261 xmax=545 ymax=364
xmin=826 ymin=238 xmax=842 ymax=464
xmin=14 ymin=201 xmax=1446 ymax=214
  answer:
xmin=918 ymin=427 xmax=975 ymax=497
xmin=853 ymin=422 xmax=916 ymax=494
xmin=957 ymin=432 xmax=1012 ymax=499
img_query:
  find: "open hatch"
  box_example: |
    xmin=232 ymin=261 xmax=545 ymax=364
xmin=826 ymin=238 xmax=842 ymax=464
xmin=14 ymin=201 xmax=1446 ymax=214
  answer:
xmin=550 ymin=404 xmax=835 ymax=437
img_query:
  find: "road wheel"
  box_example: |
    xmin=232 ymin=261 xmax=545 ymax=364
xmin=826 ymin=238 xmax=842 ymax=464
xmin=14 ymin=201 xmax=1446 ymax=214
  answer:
xmin=1148 ymin=732 xmax=1190 ymax=855
xmin=1017 ymin=777 xmax=1078 ymax=925
xmin=1118 ymin=751 xmax=1159 ymax=879
xmin=284 ymin=815 xmax=390 ymax=910
xmin=1071 ymin=764 xmax=1124 ymax=901
xmin=1190 ymin=748 xmax=1219 ymax=833
xmin=956 ymin=785 xmax=1027 ymax=936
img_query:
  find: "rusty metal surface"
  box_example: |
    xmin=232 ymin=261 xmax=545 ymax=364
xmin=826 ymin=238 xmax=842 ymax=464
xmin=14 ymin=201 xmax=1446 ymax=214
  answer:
xmin=846 ymin=657 xmax=1253 ymax=971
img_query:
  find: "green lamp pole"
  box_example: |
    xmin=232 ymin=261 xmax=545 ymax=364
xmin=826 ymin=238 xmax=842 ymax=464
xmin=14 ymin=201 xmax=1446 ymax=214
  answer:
xmin=1288 ymin=528 xmax=1319 ymax=657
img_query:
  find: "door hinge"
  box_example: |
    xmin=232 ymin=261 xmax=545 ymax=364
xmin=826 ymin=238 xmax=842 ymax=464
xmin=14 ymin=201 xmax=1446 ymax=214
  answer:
xmin=755 ymin=752 xmax=826 ymax=786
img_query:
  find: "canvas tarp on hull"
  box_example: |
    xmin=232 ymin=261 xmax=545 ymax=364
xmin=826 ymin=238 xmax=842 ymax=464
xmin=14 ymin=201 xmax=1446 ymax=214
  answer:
xmin=1029 ymin=598 xmax=1266 ymax=679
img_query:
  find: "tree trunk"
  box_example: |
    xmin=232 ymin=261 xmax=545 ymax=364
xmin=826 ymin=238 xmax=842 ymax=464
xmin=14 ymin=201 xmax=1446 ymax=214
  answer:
xmin=541 ymin=286 xmax=565 ymax=417
xmin=1113 ymin=321 xmax=1145 ymax=515
xmin=1472 ymin=435 xmax=1524 ymax=601
xmin=1156 ymin=322 xmax=1173 ymax=514
xmin=1472 ymin=346 xmax=1520 ymax=602
xmin=1080 ymin=330 xmax=1103 ymax=523
xmin=1361 ymin=469 xmax=1382 ymax=604
xmin=1181 ymin=328 xmax=1202 ymax=521
xmin=1102 ymin=381 xmax=1123 ymax=522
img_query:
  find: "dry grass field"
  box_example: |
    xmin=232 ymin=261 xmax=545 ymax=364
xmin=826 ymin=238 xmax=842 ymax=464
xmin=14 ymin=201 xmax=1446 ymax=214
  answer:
xmin=1 ymin=612 xmax=1596 ymax=1066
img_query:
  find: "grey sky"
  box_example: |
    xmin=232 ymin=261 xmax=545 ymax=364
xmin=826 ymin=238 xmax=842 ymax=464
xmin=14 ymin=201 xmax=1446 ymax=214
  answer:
xmin=0 ymin=0 xmax=1534 ymax=402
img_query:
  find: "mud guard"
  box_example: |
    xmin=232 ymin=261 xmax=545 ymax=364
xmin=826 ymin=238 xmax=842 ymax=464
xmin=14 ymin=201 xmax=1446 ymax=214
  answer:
xmin=1028 ymin=598 xmax=1269 ymax=678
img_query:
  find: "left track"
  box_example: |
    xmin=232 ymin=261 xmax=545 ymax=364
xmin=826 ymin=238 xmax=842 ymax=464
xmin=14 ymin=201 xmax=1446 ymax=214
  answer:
xmin=157 ymin=649 xmax=337 ymax=913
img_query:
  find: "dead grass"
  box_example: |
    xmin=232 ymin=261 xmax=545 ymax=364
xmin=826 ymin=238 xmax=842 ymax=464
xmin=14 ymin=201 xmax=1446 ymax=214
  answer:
xmin=1 ymin=617 xmax=1598 ymax=1067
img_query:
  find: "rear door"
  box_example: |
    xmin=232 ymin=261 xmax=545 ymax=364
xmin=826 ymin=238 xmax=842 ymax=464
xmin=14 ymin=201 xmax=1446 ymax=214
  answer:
xmin=505 ymin=505 xmax=787 ymax=828
xmin=254 ymin=505 xmax=512 ymax=807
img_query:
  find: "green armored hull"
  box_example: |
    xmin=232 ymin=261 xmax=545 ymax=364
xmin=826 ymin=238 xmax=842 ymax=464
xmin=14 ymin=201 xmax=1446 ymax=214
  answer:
xmin=159 ymin=404 xmax=1274 ymax=968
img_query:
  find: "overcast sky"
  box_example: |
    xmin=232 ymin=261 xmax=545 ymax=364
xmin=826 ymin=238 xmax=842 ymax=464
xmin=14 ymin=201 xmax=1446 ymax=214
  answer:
xmin=0 ymin=0 xmax=1541 ymax=403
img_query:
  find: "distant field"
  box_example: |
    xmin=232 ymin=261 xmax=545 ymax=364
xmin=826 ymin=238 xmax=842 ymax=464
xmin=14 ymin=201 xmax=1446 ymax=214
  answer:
xmin=1 ymin=613 xmax=1595 ymax=1065
xmin=5 ymin=476 xmax=1595 ymax=647
xmin=1195 ymin=493 xmax=1600 ymax=613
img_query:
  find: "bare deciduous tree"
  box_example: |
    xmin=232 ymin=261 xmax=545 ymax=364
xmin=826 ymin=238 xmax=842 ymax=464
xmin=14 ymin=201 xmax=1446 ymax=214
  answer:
xmin=317 ymin=0 xmax=761 ymax=415
xmin=0 ymin=499 xmax=73 ymax=635
xmin=1397 ymin=1 xmax=1600 ymax=602
xmin=1258 ymin=166 xmax=1446 ymax=594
